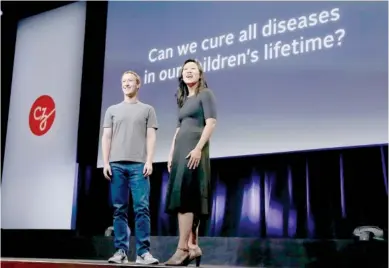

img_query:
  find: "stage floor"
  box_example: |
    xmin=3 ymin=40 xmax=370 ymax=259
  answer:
xmin=1 ymin=258 xmax=260 ymax=268
xmin=2 ymin=236 xmax=387 ymax=267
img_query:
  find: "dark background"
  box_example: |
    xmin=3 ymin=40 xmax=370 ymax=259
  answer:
xmin=1 ymin=1 xmax=387 ymax=241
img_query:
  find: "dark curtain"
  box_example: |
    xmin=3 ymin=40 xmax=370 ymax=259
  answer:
xmin=76 ymin=144 xmax=388 ymax=239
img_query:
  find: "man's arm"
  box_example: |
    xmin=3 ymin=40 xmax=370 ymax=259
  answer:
xmin=102 ymin=128 xmax=112 ymax=165
xmin=146 ymin=106 xmax=158 ymax=163
xmin=102 ymin=107 xmax=113 ymax=165
xmin=146 ymin=128 xmax=157 ymax=163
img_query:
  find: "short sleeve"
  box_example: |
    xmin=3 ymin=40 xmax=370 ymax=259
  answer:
xmin=200 ymin=89 xmax=217 ymax=120
xmin=103 ymin=107 xmax=113 ymax=128
xmin=147 ymin=106 xmax=158 ymax=130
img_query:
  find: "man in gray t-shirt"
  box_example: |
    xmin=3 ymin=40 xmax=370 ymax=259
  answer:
xmin=102 ymin=71 xmax=159 ymax=265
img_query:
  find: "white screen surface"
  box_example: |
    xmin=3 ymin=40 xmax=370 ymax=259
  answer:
xmin=1 ymin=2 xmax=86 ymax=229
xmin=97 ymin=2 xmax=388 ymax=167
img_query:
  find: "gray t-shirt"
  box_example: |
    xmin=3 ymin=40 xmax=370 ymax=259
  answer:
xmin=103 ymin=101 xmax=158 ymax=163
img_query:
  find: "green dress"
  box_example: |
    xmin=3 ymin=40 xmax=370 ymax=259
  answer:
xmin=165 ymin=89 xmax=217 ymax=217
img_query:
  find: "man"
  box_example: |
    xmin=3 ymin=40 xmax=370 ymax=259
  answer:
xmin=102 ymin=70 xmax=159 ymax=265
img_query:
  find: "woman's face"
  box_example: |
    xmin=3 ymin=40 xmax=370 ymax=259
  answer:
xmin=182 ymin=61 xmax=200 ymax=85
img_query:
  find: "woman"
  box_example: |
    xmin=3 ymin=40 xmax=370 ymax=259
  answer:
xmin=164 ymin=59 xmax=217 ymax=266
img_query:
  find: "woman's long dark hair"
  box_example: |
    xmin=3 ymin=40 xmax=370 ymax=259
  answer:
xmin=176 ymin=59 xmax=208 ymax=108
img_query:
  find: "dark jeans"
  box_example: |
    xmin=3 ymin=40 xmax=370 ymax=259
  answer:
xmin=110 ymin=162 xmax=151 ymax=256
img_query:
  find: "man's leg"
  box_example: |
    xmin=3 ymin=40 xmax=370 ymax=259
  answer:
xmin=129 ymin=163 xmax=159 ymax=264
xmin=108 ymin=163 xmax=130 ymax=264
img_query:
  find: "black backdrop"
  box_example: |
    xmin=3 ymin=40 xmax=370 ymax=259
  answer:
xmin=77 ymin=145 xmax=388 ymax=239
xmin=1 ymin=2 xmax=388 ymax=240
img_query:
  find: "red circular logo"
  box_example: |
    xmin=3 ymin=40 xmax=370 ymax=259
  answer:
xmin=29 ymin=95 xmax=56 ymax=136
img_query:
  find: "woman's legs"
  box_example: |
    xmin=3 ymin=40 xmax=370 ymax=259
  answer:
xmin=187 ymin=215 xmax=202 ymax=266
xmin=188 ymin=216 xmax=200 ymax=248
xmin=165 ymin=212 xmax=193 ymax=265
xmin=177 ymin=212 xmax=193 ymax=249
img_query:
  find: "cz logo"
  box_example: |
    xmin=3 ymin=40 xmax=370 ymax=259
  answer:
xmin=29 ymin=95 xmax=56 ymax=136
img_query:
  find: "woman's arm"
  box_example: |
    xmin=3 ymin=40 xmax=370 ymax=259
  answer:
xmin=170 ymin=107 xmax=182 ymax=159
xmin=168 ymin=127 xmax=180 ymax=172
xmin=195 ymin=118 xmax=216 ymax=151
xmin=187 ymin=89 xmax=217 ymax=169
xmin=169 ymin=127 xmax=180 ymax=158
xmin=195 ymin=89 xmax=217 ymax=151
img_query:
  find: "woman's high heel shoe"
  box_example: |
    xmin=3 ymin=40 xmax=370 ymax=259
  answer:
xmin=194 ymin=255 xmax=202 ymax=267
xmin=188 ymin=247 xmax=202 ymax=267
xmin=164 ymin=248 xmax=190 ymax=266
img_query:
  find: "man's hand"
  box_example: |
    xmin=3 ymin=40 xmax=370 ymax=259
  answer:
xmin=103 ymin=163 xmax=112 ymax=180
xmin=143 ymin=161 xmax=153 ymax=177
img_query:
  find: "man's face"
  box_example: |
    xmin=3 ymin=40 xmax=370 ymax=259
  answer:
xmin=122 ymin=73 xmax=139 ymax=96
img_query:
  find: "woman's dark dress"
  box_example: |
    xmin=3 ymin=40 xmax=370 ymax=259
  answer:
xmin=165 ymin=88 xmax=217 ymax=217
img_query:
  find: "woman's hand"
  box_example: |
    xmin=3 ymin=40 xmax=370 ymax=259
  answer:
xmin=186 ymin=148 xmax=202 ymax=169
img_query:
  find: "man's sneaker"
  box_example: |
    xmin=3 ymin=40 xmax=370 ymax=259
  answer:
xmin=108 ymin=249 xmax=128 ymax=264
xmin=135 ymin=252 xmax=159 ymax=265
